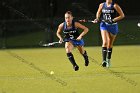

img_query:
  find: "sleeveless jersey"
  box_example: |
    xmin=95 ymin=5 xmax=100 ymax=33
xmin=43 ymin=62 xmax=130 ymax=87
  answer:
xmin=63 ymin=20 xmax=80 ymax=39
xmin=101 ymin=2 xmax=117 ymax=23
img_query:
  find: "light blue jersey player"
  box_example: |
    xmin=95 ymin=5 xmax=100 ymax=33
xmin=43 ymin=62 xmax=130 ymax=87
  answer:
xmin=93 ymin=0 xmax=125 ymax=67
xmin=56 ymin=11 xmax=89 ymax=71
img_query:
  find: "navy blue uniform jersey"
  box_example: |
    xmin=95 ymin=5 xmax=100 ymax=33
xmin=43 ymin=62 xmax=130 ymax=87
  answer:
xmin=63 ymin=20 xmax=80 ymax=40
xmin=63 ymin=20 xmax=84 ymax=46
xmin=101 ymin=2 xmax=117 ymax=24
xmin=100 ymin=2 xmax=119 ymax=35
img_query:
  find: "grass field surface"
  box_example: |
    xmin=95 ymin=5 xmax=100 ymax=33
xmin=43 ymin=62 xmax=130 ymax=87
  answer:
xmin=0 ymin=45 xmax=140 ymax=93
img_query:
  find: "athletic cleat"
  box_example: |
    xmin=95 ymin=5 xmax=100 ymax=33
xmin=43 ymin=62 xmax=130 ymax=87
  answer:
xmin=102 ymin=61 xmax=107 ymax=67
xmin=106 ymin=59 xmax=111 ymax=67
xmin=73 ymin=65 xmax=79 ymax=71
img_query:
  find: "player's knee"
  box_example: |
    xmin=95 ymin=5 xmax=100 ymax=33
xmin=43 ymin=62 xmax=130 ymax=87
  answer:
xmin=66 ymin=49 xmax=72 ymax=53
xmin=102 ymin=41 xmax=107 ymax=47
xmin=65 ymin=45 xmax=72 ymax=53
xmin=108 ymin=43 xmax=113 ymax=48
xmin=108 ymin=41 xmax=114 ymax=48
xmin=65 ymin=44 xmax=69 ymax=49
xmin=108 ymin=45 xmax=113 ymax=48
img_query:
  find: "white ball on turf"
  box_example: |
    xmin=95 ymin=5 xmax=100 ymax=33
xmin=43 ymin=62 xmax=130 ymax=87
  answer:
xmin=137 ymin=23 xmax=140 ymax=27
xmin=50 ymin=71 xmax=54 ymax=75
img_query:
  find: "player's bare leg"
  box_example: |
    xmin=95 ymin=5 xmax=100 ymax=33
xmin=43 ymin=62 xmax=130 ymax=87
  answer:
xmin=106 ymin=32 xmax=116 ymax=67
xmin=65 ymin=42 xmax=79 ymax=71
xmin=77 ymin=46 xmax=89 ymax=66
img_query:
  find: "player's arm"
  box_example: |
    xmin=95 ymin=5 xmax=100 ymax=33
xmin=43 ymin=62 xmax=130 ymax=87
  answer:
xmin=93 ymin=3 xmax=103 ymax=23
xmin=56 ymin=23 xmax=64 ymax=43
xmin=75 ymin=22 xmax=89 ymax=40
xmin=113 ymin=4 xmax=125 ymax=22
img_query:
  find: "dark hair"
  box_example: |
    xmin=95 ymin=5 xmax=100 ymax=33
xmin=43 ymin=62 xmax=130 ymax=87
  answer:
xmin=65 ymin=11 xmax=73 ymax=16
xmin=113 ymin=0 xmax=116 ymax=3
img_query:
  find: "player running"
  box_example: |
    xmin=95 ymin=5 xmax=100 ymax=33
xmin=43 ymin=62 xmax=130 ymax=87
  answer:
xmin=93 ymin=0 xmax=125 ymax=67
xmin=56 ymin=11 xmax=89 ymax=71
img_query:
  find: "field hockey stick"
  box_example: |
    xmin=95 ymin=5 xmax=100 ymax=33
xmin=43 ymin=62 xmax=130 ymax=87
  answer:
xmin=79 ymin=19 xmax=117 ymax=25
xmin=79 ymin=19 xmax=94 ymax=23
xmin=79 ymin=19 xmax=102 ymax=23
xmin=39 ymin=41 xmax=64 ymax=47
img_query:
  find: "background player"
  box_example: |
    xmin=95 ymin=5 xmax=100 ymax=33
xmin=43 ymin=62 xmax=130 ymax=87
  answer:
xmin=93 ymin=0 xmax=125 ymax=67
xmin=56 ymin=11 xmax=89 ymax=71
